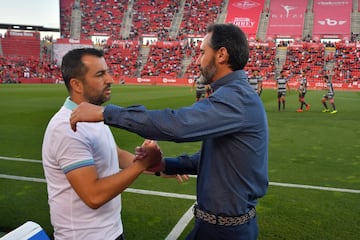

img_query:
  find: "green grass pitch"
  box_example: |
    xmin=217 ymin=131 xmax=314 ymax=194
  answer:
xmin=0 ymin=84 xmax=359 ymax=239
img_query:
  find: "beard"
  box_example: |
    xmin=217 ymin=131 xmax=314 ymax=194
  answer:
xmin=84 ymin=85 xmax=111 ymax=105
xmin=200 ymin=58 xmax=216 ymax=85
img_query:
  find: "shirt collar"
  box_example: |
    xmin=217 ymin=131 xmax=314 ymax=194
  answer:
xmin=63 ymin=97 xmax=78 ymax=111
xmin=211 ymin=70 xmax=247 ymax=91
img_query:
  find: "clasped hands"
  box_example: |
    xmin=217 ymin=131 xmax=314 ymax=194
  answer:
xmin=135 ymin=140 xmax=189 ymax=183
xmin=134 ymin=139 xmax=163 ymax=172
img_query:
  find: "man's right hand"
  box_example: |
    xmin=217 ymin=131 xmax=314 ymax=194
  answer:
xmin=70 ymin=102 xmax=104 ymax=131
xmin=135 ymin=140 xmax=163 ymax=171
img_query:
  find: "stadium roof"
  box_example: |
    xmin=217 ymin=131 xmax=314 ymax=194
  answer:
xmin=0 ymin=23 xmax=59 ymax=32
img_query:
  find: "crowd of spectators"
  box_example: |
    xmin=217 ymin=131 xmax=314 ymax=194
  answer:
xmin=80 ymin=0 xmax=128 ymax=39
xmin=331 ymin=42 xmax=360 ymax=83
xmin=183 ymin=39 xmax=202 ymax=78
xmin=1 ymin=0 xmax=360 ymax=84
xmin=178 ymin=0 xmax=224 ymax=37
xmin=141 ymin=41 xmax=187 ymax=77
xmin=246 ymin=42 xmax=276 ymax=81
xmin=282 ymin=42 xmax=325 ymax=82
xmin=0 ymin=55 xmax=60 ymax=84
xmin=103 ymin=40 xmax=141 ymax=78
xmin=59 ymin=0 xmax=74 ymax=39
xmin=2 ymin=36 xmax=360 ymax=84
xmin=132 ymin=0 xmax=179 ymax=40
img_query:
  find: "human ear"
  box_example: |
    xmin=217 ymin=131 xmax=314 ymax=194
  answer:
xmin=217 ymin=47 xmax=229 ymax=64
xmin=70 ymin=78 xmax=83 ymax=93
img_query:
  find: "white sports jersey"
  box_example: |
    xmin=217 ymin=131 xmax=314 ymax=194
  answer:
xmin=298 ymin=77 xmax=307 ymax=93
xmin=248 ymin=75 xmax=263 ymax=92
xmin=42 ymin=97 xmax=122 ymax=240
xmin=276 ymin=77 xmax=288 ymax=93
xmin=326 ymin=81 xmax=335 ymax=96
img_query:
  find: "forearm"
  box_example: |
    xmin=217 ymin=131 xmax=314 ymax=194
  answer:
xmin=163 ymin=152 xmax=199 ymax=175
xmin=117 ymin=147 xmax=135 ymax=169
xmin=86 ymin=161 xmax=147 ymax=209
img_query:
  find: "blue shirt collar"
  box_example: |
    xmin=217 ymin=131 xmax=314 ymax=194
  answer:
xmin=211 ymin=70 xmax=247 ymax=91
xmin=63 ymin=97 xmax=78 ymax=111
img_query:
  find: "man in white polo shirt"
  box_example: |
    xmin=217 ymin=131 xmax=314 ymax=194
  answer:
xmin=42 ymin=48 xmax=161 ymax=240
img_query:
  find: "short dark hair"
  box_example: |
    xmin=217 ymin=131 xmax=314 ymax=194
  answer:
xmin=61 ymin=48 xmax=104 ymax=92
xmin=206 ymin=24 xmax=249 ymax=70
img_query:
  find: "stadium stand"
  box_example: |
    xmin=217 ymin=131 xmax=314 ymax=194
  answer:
xmin=132 ymin=0 xmax=180 ymax=40
xmin=183 ymin=39 xmax=202 ymax=79
xmin=80 ymin=0 xmax=128 ymax=39
xmin=1 ymin=0 xmax=360 ymax=89
xmin=312 ymin=0 xmax=352 ymax=41
xmin=104 ymin=39 xmax=141 ymax=78
xmin=179 ymin=0 xmax=225 ymax=37
xmin=1 ymin=31 xmax=40 ymax=58
xmin=282 ymin=42 xmax=325 ymax=82
xmin=59 ymin=0 xmax=74 ymax=38
xmin=331 ymin=41 xmax=360 ymax=82
xmin=266 ymin=0 xmax=308 ymax=40
xmin=246 ymin=41 xmax=277 ymax=80
xmin=141 ymin=40 xmax=185 ymax=77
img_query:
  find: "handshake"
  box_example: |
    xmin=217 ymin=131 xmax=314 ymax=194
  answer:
xmin=134 ymin=140 xmax=163 ymax=173
xmin=134 ymin=140 xmax=188 ymax=182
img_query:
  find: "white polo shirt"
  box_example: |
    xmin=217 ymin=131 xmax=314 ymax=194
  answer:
xmin=42 ymin=97 xmax=122 ymax=240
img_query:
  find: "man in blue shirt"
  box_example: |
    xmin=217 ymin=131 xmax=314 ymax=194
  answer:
xmin=70 ymin=24 xmax=269 ymax=240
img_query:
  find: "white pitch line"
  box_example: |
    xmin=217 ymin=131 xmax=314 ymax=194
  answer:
xmin=269 ymin=182 xmax=360 ymax=194
xmin=0 ymin=156 xmax=42 ymax=163
xmin=125 ymin=188 xmax=196 ymax=200
xmin=0 ymin=174 xmax=46 ymax=183
xmin=165 ymin=202 xmax=196 ymax=240
xmin=0 ymin=174 xmax=196 ymax=200
xmin=1 ymin=155 xmax=360 ymax=194
xmin=188 ymin=175 xmax=360 ymax=194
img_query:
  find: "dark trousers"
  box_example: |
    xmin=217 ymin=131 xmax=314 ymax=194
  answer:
xmin=186 ymin=216 xmax=258 ymax=240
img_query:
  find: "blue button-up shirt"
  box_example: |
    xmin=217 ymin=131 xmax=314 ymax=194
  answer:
xmin=104 ymin=70 xmax=268 ymax=216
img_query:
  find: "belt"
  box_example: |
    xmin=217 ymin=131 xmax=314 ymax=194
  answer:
xmin=193 ymin=204 xmax=256 ymax=226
